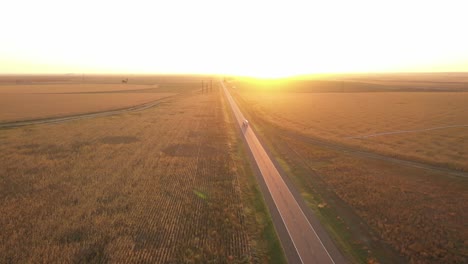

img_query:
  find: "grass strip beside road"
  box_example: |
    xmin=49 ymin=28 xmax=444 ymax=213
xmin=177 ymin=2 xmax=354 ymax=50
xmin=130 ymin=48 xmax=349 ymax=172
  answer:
xmin=229 ymin=87 xmax=401 ymax=263
xmin=221 ymin=84 xmax=287 ymax=264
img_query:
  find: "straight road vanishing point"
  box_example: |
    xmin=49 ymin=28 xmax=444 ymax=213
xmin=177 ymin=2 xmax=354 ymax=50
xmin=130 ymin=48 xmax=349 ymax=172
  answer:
xmin=221 ymin=80 xmax=346 ymax=264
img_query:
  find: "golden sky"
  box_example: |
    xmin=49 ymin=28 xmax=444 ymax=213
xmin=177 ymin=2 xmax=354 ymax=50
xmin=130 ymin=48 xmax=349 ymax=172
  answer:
xmin=1 ymin=0 xmax=467 ymax=77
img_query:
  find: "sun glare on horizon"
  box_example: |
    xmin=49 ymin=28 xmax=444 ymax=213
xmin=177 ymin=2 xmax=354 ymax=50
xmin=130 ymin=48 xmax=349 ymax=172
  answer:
xmin=1 ymin=0 xmax=467 ymax=77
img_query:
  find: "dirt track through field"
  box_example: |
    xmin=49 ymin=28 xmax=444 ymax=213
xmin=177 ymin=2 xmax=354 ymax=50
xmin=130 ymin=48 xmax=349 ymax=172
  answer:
xmin=29 ymin=86 xmax=162 ymax=94
xmin=0 ymin=94 xmax=178 ymax=129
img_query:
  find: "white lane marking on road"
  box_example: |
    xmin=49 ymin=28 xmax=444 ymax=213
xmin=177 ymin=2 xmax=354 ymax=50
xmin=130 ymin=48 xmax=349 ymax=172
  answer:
xmin=248 ymin=129 xmax=306 ymax=264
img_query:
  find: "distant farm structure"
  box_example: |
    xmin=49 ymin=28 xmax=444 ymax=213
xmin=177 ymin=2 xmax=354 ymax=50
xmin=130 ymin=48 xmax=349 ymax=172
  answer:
xmin=201 ymin=79 xmax=213 ymax=93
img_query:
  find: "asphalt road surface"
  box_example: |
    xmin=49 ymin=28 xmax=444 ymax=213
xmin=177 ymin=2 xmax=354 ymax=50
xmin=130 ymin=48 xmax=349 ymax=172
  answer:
xmin=221 ymin=81 xmax=345 ymax=264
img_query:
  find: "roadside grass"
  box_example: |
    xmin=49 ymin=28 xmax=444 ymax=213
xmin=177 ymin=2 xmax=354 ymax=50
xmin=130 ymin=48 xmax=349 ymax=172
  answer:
xmin=251 ymin=125 xmax=370 ymax=263
xmin=230 ymin=86 xmax=405 ymax=264
xmin=221 ymin=84 xmax=287 ymax=264
xmin=232 ymin=142 xmax=287 ymax=264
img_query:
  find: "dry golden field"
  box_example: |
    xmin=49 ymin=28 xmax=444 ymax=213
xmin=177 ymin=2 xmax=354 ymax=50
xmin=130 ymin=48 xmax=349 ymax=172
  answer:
xmin=234 ymin=88 xmax=468 ymax=171
xmin=230 ymin=76 xmax=468 ymax=263
xmin=0 ymin=74 xmax=212 ymax=85
xmin=331 ymin=72 xmax=468 ymax=91
xmin=0 ymin=84 xmax=159 ymax=94
xmin=0 ymin=93 xmax=175 ymax=122
xmin=0 ymin=82 xmax=283 ymax=262
xmin=0 ymin=74 xmax=215 ymax=122
xmin=276 ymin=134 xmax=467 ymax=264
xmin=0 ymin=83 xmax=177 ymax=122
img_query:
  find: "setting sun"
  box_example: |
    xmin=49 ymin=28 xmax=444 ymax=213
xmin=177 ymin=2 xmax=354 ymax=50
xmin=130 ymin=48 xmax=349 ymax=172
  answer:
xmin=1 ymin=0 xmax=467 ymax=77
xmin=2 ymin=1 xmax=468 ymax=263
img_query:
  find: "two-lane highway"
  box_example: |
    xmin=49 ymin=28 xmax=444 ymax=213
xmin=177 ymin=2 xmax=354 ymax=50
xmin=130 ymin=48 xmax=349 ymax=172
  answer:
xmin=221 ymin=80 xmax=345 ymax=263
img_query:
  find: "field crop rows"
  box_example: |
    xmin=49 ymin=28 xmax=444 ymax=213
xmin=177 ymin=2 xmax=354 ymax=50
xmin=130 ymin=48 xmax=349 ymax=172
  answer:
xmin=234 ymin=87 xmax=468 ymax=171
xmin=0 ymin=84 xmax=278 ymax=262
xmin=229 ymin=81 xmax=468 ymax=263
xmin=280 ymin=136 xmax=468 ymax=263
xmin=0 ymin=83 xmax=180 ymax=122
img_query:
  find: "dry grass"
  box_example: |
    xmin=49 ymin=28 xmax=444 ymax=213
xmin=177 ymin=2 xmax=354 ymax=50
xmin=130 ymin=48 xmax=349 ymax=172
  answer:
xmin=235 ymin=89 xmax=468 ymax=171
xmin=0 ymin=85 xmax=281 ymax=262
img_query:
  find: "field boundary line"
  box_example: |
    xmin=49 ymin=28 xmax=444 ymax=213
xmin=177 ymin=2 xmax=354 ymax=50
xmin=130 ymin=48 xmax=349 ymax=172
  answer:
xmin=274 ymin=128 xmax=468 ymax=178
xmin=347 ymin=124 xmax=468 ymax=139
xmin=0 ymin=92 xmax=189 ymax=128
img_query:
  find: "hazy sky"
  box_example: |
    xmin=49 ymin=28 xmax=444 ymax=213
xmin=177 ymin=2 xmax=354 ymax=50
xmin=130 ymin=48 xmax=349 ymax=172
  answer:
xmin=1 ymin=0 xmax=467 ymax=77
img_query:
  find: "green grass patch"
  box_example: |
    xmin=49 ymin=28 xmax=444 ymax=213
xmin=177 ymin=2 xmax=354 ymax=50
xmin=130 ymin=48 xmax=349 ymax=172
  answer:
xmin=233 ymin=142 xmax=286 ymax=264
xmin=193 ymin=190 xmax=208 ymax=200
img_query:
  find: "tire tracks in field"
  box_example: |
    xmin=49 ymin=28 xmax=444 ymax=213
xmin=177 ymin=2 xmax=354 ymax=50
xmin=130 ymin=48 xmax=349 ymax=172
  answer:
xmin=0 ymin=100 xmax=163 ymax=129
xmin=0 ymin=91 xmax=203 ymax=129
xmin=0 ymin=91 xmax=195 ymax=129
xmin=22 ymin=86 xmax=161 ymax=94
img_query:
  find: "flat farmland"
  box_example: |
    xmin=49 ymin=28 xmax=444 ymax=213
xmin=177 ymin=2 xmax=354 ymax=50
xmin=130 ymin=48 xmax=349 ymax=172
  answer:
xmin=0 ymin=82 xmax=283 ymax=262
xmin=266 ymin=130 xmax=467 ymax=263
xmin=230 ymin=77 xmax=468 ymax=263
xmin=0 ymin=84 xmax=160 ymax=94
xmin=0 ymin=83 xmax=175 ymax=122
xmin=234 ymin=88 xmax=468 ymax=171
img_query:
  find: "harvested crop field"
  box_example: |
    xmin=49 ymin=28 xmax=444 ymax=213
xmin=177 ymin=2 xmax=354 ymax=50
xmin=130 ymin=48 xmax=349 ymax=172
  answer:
xmin=0 ymin=83 xmax=178 ymax=122
xmin=0 ymin=82 xmax=283 ymax=262
xmin=229 ymin=77 xmax=468 ymax=263
xmin=0 ymin=84 xmax=159 ymax=94
xmin=0 ymin=93 xmax=175 ymax=122
xmin=263 ymin=129 xmax=468 ymax=263
xmin=234 ymin=88 xmax=468 ymax=171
